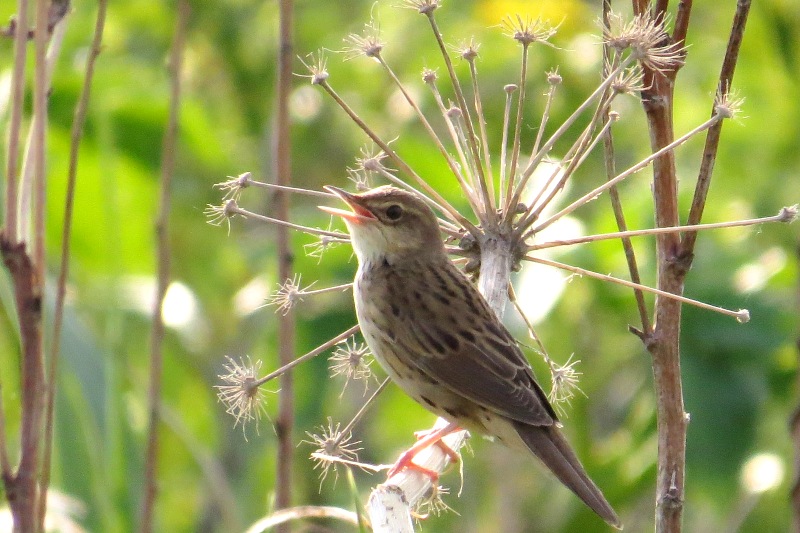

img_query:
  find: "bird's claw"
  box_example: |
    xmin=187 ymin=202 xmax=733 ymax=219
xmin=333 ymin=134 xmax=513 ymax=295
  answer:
xmin=386 ymin=423 xmax=463 ymax=480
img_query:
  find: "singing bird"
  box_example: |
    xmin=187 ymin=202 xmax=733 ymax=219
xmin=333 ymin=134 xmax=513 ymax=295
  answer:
xmin=321 ymin=185 xmax=621 ymax=528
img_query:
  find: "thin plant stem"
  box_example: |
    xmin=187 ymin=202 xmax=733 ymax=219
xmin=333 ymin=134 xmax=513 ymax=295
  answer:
xmin=519 ymin=114 xmax=604 ymax=235
xmin=532 ymin=111 xmax=724 ymax=234
xmin=524 ymin=255 xmax=749 ymax=322
xmin=253 ymin=325 xmax=361 ymax=388
xmin=601 ymin=0 xmax=651 ymax=338
xmin=603 ymin=152 xmax=651 ymax=337
xmin=244 ymin=506 xmax=360 ymax=533
xmin=317 ymin=80 xmax=479 ymax=235
xmin=424 ymin=83 xmax=483 ymax=218
xmin=530 ymin=75 xmax=558 ymax=166
xmin=451 ymin=112 xmax=483 ymax=201
xmin=227 ymin=204 xmax=349 ymax=239
xmin=467 ymin=58 xmax=495 ymax=206
xmin=298 ymin=283 xmax=352 ymax=297
xmin=424 ymin=12 xmax=492 ymax=223
xmin=793 ymin=243 xmax=800 ymax=527
xmin=247 ymin=181 xmax=335 ymax=198
xmin=507 ymin=283 xmax=553 ymax=367
xmin=522 ymin=132 xmax=584 ymax=224
xmin=347 ymin=467 xmax=370 ymax=533
xmin=3 ymin=0 xmax=29 ymax=239
xmin=681 ymin=0 xmax=751 ymax=255
xmin=672 ymin=0 xmax=693 ymax=47
xmin=504 ymin=58 xmax=633 ymax=223
xmin=510 ymin=71 xmax=563 ymax=219
xmin=504 ymin=42 xmax=530 ymax=219
xmin=631 ymin=0 xmax=695 ymax=527
xmin=498 ymin=86 xmax=515 ymax=208
xmin=274 ymin=0 xmax=296 ymax=526
xmin=32 ymin=0 xmax=48 ymax=297
xmin=334 ymin=377 xmax=390 ymax=448
xmin=5 ymin=0 xmax=54 ymax=529
xmin=524 ymin=88 xmax=615 ymax=220
xmin=18 ymin=16 xmax=68 ymax=245
xmin=140 ymin=3 xmax=188 ymax=531
xmin=0 ymin=239 xmax=45 ymax=532
xmin=376 ymin=56 xmax=485 ymax=225
xmin=517 ymin=113 xmax=615 ymax=237
xmin=39 ymin=1 xmax=108 ymax=529
xmin=310 ymin=453 xmax=387 ymax=473
xmin=527 ymin=210 xmax=794 ymax=251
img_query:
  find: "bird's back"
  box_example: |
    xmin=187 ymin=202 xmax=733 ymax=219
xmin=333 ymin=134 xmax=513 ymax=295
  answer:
xmin=354 ymin=254 xmax=557 ymax=432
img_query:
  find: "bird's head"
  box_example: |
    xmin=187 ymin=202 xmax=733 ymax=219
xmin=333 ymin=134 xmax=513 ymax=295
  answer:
xmin=320 ymin=185 xmax=444 ymax=264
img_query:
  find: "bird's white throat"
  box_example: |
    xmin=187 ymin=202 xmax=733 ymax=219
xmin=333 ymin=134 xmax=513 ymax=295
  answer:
xmin=345 ymin=221 xmax=392 ymax=265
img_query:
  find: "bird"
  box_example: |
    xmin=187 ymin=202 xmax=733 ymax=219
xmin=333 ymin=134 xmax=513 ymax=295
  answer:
xmin=320 ymin=184 xmax=621 ymax=529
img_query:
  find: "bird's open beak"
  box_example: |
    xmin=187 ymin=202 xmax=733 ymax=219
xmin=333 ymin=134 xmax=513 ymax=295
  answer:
xmin=319 ymin=186 xmax=377 ymax=224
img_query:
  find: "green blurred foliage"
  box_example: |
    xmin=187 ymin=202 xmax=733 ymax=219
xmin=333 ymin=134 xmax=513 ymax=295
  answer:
xmin=0 ymin=0 xmax=798 ymax=531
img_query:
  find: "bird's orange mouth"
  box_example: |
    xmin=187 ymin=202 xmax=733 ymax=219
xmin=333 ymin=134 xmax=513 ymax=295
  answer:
xmin=319 ymin=186 xmax=377 ymax=224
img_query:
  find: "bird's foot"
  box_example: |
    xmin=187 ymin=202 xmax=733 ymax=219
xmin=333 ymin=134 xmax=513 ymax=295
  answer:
xmin=387 ymin=453 xmax=442 ymax=481
xmin=386 ymin=421 xmax=462 ymax=480
xmin=413 ymin=429 xmax=461 ymax=464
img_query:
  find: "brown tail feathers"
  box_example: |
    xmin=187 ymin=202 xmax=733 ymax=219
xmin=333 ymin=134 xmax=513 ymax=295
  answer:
xmin=513 ymin=421 xmax=622 ymax=529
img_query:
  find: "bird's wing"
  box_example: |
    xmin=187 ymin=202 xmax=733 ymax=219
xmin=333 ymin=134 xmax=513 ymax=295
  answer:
xmin=409 ymin=317 xmax=557 ymax=426
xmin=395 ymin=260 xmax=558 ymax=427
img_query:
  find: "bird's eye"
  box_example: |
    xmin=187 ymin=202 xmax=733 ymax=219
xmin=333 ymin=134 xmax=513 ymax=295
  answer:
xmin=385 ymin=204 xmax=403 ymax=221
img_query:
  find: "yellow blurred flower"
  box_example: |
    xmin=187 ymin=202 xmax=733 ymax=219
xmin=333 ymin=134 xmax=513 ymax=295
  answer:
xmin=474 ymin=0 xmax=588 ymax=36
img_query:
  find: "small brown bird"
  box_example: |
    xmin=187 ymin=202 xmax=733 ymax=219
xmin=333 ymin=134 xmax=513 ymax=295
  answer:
xmin=321 ymin=185 xmax=621 ymax=528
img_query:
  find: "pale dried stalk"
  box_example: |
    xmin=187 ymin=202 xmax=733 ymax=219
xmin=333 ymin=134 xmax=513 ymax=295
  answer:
xmin=245 ymin=506 xmax=359 ymax=533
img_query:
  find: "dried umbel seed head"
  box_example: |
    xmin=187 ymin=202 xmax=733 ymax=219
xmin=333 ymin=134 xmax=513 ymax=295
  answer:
xmin=299 ymin=50 xmax=329 ymax=85
xmin=446 ymin=106 xmax=463 ymax=119
xmin=547 ymin=355 xmax=586 ymax=413
xmin=215 ymin=356 xmax=269 ymax=438
xmin=344 ymin=21 xmax=385 ymax=60
xmin=356 ymin=144 xmax=390 ymax=174
xmin=778 ymin=205 xmax=798 ymax=223
xmin=400 ymin=0 xmax=440 ymax=15
xmin=265 ymin=274 xmax=309 ymax=315
xmin=610 ymin=65 xmax=645 ymax=95
xmin=602 ymin=11 xmax=685 ymax=72
xmin=347 ymin=168 xmax=372 ymax=191
xmin=304 ymin=417 xmax=363 ymax=486
xmin=457 ymin=38 xmax=480 ymax=61
xmin=329 ymin=337 xmax=374 ymax=394
xmin=422 ymin=67 xmax=438 ymax=84
xmin=501 ymin=14 xmax=557 ymax=47
xmin=204 ymin=199 xmax=241 ymax=234
xmin=713 ymin=88 xmax=745 ymax=120
xmin=213 ymin=172 xmax=252 ymax=201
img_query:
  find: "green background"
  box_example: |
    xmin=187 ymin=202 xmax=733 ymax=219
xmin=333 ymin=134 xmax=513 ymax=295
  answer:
xmin=0 ymin=0 xmax=798 ymax=531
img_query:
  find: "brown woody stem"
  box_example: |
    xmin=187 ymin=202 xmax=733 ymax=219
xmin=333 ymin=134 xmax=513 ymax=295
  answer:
xmin=140 ymin=3 xmax=188 ymax=531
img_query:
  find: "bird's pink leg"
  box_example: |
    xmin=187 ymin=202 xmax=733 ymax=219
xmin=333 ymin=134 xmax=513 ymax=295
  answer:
xmin=413 ymin=428 xmax=462 ymax=463
xmin=387 ymin=421 xmax=462 ymax=480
